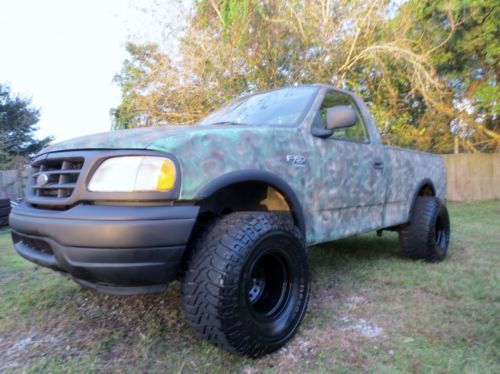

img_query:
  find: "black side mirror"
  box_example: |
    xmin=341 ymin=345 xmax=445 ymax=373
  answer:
xmin=326 ymin=105 xmax=357 ymax=130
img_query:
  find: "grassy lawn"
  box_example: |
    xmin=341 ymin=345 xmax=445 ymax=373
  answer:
xmin=0 ymin=201 xmax=499 ymax=373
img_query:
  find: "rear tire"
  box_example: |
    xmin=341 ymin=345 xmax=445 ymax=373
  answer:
xmin=182 ymin=212 xmax=310 ymax=357
xmin=399 ymin=197 xmax=450 ymax=262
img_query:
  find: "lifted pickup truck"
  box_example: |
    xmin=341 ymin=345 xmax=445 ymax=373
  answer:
xmin=10 ymin=84 xmax=450 ymax=357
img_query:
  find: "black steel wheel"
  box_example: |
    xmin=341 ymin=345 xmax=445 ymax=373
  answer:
xmin=247 ymin=251 xmax=290 ymax=319
xmin=182 ymin=212 xmax=309 ymax=357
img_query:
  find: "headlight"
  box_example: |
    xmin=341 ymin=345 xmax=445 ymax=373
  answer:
xmin=88 ymin=156 xmax=176 ymax=192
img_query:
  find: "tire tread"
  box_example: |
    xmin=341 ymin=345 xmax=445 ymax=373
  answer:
xmin=399 ymin=197 xmax=450 ymax=262
xmin=182 ymin=212 xmax=306 ymax=357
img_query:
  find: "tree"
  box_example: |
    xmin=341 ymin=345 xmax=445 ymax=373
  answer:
xmin=113 ymin=0 xmax=498 ymax=153
xmin=407 ymin=0 xmax=499 ymax=152
xmin=0 ymin=84 xmax=52 ymax=168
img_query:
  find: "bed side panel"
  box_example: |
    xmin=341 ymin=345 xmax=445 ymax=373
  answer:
xmin=383 ymin=147 xmax=446 ymax=227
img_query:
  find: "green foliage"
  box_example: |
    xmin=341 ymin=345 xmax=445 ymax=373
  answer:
xmin=0 ymin=84 xmax=52 ymax=168
xmin=407 ymin=0 xmax=499 ymax=152
xmin=114 ymin=0 xmax=499 ymax=153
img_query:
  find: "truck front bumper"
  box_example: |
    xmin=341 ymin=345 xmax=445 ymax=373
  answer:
xmin=9 ymin=203 xmax=199 ymax=295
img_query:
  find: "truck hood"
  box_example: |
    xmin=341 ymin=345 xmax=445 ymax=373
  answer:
xmin=39 ymin=126 xmax=212 ymax=154
xmin=40 ymin=124 xmax=304 ymax=156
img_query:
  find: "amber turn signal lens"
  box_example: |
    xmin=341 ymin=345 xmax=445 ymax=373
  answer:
xmin=156 ymin=160 xmax=176 ymax=191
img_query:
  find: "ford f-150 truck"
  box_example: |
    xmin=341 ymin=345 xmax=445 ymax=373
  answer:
xmin=9 ymin=84 xmax=450 ymax=357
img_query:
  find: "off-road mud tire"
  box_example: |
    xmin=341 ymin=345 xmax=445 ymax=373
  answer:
xmin=399 ymin=197 xmax=450 ymax=262
xmin=182 ymin=212 xmax=310 ymax=357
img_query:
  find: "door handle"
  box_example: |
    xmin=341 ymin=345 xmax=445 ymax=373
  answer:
xmin=373 ymin=160 xmax=384 ymax=170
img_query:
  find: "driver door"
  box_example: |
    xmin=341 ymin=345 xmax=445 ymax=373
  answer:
xmin=306 ymin=89 xmax=386 ymax=243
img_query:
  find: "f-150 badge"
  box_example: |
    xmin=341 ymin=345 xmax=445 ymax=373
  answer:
xmin=286 ymin=155 xmax=306 ymax=167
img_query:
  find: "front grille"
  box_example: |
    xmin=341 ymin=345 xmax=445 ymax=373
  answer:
xmin=31 ymin=157 xmax=84 ymax=199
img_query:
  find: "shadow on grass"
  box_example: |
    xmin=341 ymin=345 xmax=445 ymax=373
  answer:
xmin=77 ymin=234 xmax=406 ymax=313
xmin=309 ymin=232 xmax=404 ymax=264
xmin=304 ymin=233 xmax=413 ymax=299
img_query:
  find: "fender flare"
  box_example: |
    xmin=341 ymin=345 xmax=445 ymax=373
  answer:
xmin=194 ymin=170 xmax=306 ymax=236
xmin=407 ymin=178 xmax=436 ymax=220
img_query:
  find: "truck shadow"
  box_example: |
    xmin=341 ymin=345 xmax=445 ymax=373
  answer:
xmin=309 ymin=232 xmax=403 ymax=263
xmin=306 ymin=232 xmax=409 ymax=288
xmin=74 ymin=233 xmax=405 ymax=326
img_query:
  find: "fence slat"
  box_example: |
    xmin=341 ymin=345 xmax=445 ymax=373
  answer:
xmin=442 ymin=154 xmax=500 ymax=201
xmin=0 ymin=169 xmax=24 ymax=201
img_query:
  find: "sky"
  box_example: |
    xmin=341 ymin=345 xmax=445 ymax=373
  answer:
xmin=0 ymin=0 xmax=173 ymax=142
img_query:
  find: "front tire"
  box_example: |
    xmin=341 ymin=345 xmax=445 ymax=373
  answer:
xmin=399 ymin=197 xmax=451 ymax=262
xmin=182 ymin=212 xmax=310 ymax=357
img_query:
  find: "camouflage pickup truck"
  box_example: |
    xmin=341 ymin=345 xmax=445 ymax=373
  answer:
xmin=9 ymin=84 xmax=450 ymax=357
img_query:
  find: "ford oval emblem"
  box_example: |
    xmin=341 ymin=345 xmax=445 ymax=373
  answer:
xmin=36 ymin=173 xmax=49 ymax=187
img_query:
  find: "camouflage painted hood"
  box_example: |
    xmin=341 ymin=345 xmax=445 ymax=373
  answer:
xmin=39 ymin=126 xmax=205 ymax=154
xmin=39 ymin=125 xmax=289 ymax=155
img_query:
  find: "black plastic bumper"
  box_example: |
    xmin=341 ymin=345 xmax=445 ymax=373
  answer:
xmin=9 ymin=203 xmax=199 ymax=295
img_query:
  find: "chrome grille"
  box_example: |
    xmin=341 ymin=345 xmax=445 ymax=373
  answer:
xmin=31 ymin=158 xmax=84 ymax=199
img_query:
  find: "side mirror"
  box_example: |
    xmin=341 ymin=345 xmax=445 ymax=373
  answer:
xmin=326 ymin=105 xmax=358 ymax=130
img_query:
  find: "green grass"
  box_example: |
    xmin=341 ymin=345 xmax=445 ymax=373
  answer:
xmin=0 ymin=201 xmax=499 ymax=373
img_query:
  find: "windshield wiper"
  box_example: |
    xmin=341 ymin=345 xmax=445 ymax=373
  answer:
xmin=204 ymin=121 xmax=248 ymax=126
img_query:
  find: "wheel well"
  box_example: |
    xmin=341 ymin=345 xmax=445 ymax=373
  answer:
xmin=386 ymin=181 xmax=437 ymax=232
xmin=408 ymin=180 xmax=436 ymax=219
xmin=418 ymin=183 xmax=435 ymax=197
xmin=196 ymin=181 xmax=294 ymax=223
xmin=180 ymin=181 xmax=301 ymax=277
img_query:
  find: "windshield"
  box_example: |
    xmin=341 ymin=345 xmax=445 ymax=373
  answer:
xmin=199 ymin=86 xmax=318 ymax=127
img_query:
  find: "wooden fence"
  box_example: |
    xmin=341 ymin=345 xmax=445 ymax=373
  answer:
xmin=442 ymin=154 xmax=499 ymax=201
xmin=0 ymin=154 xmax=498 ymax=202
xmin=0 ymin=169 xmax=25 ymax=201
